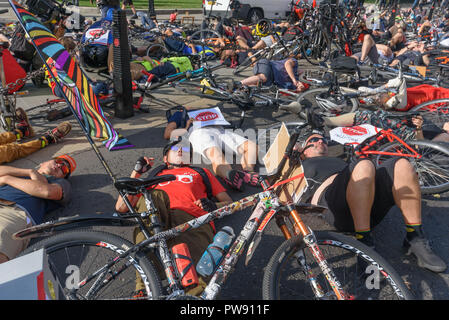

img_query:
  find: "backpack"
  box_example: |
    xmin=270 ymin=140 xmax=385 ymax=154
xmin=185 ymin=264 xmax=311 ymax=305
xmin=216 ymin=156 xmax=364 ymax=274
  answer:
xmin=161 ymin=56 xmax=193 ymax=73
xmin=283 ymin=25 xmax=303 ymax=42
xmin=148 ymin=164 xmax=214 ymax=200
xmin=330 ymin=55 xmax=358 ymax=73
xmin=9 ymin=25 xmax=36 ymax=62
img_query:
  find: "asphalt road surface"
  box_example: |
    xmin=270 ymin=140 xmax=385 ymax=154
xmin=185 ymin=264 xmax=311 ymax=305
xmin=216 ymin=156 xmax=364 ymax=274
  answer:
xmin=1 ymin=4 xmax=448 ymax=300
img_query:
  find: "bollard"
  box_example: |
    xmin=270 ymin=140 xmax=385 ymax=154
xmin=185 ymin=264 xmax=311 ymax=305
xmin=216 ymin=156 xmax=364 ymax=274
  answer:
xmin=112 ymin=9 xmax=134 ymax=119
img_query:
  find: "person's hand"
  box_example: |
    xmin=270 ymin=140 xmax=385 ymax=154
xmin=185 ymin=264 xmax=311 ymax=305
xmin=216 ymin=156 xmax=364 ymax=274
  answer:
xmin=412 ymin=116 xmax=423 ymax=130
xmin=133 ymin=156 xmax=154 ymax=174
xmin=293 ymin=80 xmax=306 ymax=92
xmin=185 ymin=118 xmax=195 ymax=129
xmin=29 ymin=169 xmax=47 ymax=183
xmin=194 ymin=198 xmax=218 ymax=212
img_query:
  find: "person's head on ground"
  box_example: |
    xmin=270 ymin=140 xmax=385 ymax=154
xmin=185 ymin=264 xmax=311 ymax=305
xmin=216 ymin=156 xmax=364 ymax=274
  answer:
xmin=37 ymin=154 xmax=76 ymax=179
xmin=163 ymin=137 xmax=191 ymax=168
xmin=301 ymin=132 xmax=329 ymax=159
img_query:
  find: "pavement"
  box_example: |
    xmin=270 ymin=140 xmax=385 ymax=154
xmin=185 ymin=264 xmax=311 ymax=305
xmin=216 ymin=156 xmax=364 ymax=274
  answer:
xmin=0 ymin=1 xmax=448 ymax=300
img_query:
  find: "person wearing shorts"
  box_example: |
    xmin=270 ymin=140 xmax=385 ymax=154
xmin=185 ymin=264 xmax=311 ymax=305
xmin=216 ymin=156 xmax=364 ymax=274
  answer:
xmin=298 ymin=132 xmax=446 ymax=273
xmin=121 ymin=0 xmax=138 ymax=19
xmin=351 ymin=34 xmax=394 ymax=65
xmin=163 ymin=108 xmax=259 ymax=192
xmin=0 ymin=155 xmax=75 ymax=263
xmin=241 ymin=57 xmax=307 ymax=91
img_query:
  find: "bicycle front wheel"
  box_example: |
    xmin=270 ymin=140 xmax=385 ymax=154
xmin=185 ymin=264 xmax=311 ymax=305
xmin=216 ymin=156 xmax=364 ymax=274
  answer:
xmin=375 ymin=140 xmax=449 ymax=195
xmin=20 ymin=229 xmax=162 ymax=300
xmin=263 ymin=231 xmax=414 ymax=300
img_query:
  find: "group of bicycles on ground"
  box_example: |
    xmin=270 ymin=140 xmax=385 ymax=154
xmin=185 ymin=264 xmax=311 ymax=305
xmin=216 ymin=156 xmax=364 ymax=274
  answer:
xmin=0 ymin=0 xmax=449 ymax=301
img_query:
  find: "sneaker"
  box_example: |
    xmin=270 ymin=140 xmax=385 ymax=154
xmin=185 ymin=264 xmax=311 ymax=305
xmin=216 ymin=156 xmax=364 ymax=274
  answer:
xmin=223 ymin=169 xmax=245 ymax=192
xmin=42 ymin=121 xmax=72 ymax=145
xmin=15 ymin=107 xmax=34 ymax=138
xmin=404 ymin=237 xmax=447 ymax=273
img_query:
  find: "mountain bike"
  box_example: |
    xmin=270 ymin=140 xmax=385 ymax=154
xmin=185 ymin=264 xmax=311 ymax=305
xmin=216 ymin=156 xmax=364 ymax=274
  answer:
xmin=16 ymin=124 xmax=413 ymax=300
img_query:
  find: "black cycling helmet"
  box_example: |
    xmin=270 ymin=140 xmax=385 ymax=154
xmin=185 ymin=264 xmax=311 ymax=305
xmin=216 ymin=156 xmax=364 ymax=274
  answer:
xmin=81 ymin=45 xmax=109 ymax=70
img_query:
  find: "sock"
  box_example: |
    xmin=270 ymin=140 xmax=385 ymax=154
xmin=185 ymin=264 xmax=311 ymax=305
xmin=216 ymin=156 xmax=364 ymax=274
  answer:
xmin=14 ymin=129 xmax=23 ymax=140
xmin=355 ymin=229 xmax=374 ymax=247
xmin=405 ymin=223 xmax=424 ymax=241
xmin=39 ymin=137 xmax=48 ymax=148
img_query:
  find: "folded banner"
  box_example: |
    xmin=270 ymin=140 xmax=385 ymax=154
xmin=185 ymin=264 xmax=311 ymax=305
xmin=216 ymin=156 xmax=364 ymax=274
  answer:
xmin=8 ymin=0 xmax=134 ymax=151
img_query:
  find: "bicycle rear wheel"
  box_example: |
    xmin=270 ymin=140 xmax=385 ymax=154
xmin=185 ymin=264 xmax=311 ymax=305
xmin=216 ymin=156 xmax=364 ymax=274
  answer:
xmin=410 ymin=98 xmax=449 ymax=128
xmin=375 ymin=140 xmax=449 ymax=195
xmin=262 ymin=231 xmax=414 ymax=300
xmin=20 ymin=229 xmax=162 ymax=300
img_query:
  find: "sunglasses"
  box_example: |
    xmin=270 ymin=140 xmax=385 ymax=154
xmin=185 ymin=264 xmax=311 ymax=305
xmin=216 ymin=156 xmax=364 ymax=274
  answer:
xmin=307 ymin=137 xmax=328 ymax=145
xmin=170 ymin=146 xmax=190 ymax=152
xmin=55 ymin=159 xmax=71 ymax=177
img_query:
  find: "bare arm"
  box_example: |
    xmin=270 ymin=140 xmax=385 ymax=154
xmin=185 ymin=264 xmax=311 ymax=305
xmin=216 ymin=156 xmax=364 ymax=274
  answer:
xmin=0 ymin=166 xmax=32 ymax=178
xmin=0 ymin=175 xmax=62 ymax=200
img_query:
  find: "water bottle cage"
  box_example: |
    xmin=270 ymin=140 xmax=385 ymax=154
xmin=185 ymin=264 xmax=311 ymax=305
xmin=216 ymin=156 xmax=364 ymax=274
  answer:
xmin=204 ymin=245 xmax=226 ymax=272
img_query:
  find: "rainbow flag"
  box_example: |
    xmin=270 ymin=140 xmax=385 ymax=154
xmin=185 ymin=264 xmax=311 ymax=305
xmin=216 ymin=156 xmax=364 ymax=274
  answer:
xmin=8 ymin=0 xmax=134 ymax=151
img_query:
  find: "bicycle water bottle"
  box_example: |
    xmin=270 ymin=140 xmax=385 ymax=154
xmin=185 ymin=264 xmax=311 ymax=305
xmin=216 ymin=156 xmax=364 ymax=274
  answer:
xmin=196 ymin=226 xmax=235 ymax=277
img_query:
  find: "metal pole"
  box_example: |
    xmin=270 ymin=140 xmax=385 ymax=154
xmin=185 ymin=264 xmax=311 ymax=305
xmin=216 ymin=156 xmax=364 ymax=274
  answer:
xmin=148 ymin=0 xmax=155 ymax=17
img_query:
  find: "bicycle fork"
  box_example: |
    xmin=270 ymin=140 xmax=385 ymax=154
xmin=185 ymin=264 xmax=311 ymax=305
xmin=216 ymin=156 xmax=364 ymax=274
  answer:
xmin=285 ymin=204 xmax=351 ymax=300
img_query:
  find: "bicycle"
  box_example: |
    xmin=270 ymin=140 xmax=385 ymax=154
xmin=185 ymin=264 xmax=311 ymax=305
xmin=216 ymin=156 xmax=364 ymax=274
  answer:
xmin=329 ymin=119 xmax=449 ymax=195
xmin=16 ymin=124 xmax=413 ymax=300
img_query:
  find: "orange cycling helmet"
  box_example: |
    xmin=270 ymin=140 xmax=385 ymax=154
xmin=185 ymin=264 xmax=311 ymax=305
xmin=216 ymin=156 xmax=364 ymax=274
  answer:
xmin=54 ymin=154 xmax=77 ymax=178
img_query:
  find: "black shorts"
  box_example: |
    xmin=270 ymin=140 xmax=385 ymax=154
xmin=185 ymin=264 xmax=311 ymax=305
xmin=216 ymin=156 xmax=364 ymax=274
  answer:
xmin=123 ymin=0 xmax=133 ymax=5
xmin=149 ymin=62 xmax=177 ymax=80
xmin=318 ymin=158 xmax=399 ymax=232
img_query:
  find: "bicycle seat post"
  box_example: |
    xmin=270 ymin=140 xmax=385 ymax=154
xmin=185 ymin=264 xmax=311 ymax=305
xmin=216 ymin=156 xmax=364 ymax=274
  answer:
xmin=141 ymin=188 xmax=164 ymax=234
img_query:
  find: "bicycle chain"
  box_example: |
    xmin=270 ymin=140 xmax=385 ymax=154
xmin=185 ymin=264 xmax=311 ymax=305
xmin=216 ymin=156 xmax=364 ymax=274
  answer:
xmin=0 ymin=63 xmax=53 ymax=95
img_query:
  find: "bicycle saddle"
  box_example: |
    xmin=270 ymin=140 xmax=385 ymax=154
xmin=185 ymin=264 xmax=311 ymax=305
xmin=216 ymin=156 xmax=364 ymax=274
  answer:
xmin=114 ymin=175 xmax=176 ymax=193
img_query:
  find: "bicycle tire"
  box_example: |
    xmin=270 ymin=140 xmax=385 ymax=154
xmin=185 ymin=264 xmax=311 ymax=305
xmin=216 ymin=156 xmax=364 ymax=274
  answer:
xmin=375 ymin=140 xmax=449 ymax=195
xmin=296 ymin=87 xmax=359 ymax=118
xmin=301 ymin=29 xmax=332 ymax=66
xmin=409 ymin=98 xmax=449 ymax=128
xmin=146 ymin=43 xmax=170 ymax=60
xmin=20 ymin=229 xmax=163 ymax=300
xmin=262 ymin=231 xmax=414 ymax=300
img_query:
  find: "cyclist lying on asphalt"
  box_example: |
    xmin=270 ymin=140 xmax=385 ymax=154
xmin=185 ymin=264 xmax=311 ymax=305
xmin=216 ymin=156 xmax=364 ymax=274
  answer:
xmin=114 ymin=138 xmax=232 ymax=296
xmin=163 ymin=106 xmax=259 ymax=192
xmin=297 ymin=131 xmax=446 ymax=273
xmin=0 ymin=154 xmax=75 ymax=264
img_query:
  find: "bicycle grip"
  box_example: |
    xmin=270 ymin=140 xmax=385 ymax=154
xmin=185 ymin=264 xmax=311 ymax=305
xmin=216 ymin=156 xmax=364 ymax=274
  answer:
xmin=141 ymin=71 xmax=155 ymax=83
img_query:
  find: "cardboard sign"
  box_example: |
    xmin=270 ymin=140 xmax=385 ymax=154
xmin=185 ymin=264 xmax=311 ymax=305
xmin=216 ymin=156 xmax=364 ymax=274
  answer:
xmin=330 ymin=124 xmax=381 ymax=146
xmin=263 ymin=123 xmax=308 ymax=203
xmin=188 ymin=107 xmax=231 ymax=128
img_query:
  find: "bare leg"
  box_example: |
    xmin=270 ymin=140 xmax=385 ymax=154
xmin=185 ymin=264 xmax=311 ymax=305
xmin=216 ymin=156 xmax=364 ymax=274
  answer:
xmin=204 ymin=146 xmax=232 ymax=179
xmin=346 ymin=160 xmax=376 ymax=231
xmin=241 ymin=73 xmax=267 ymax=86
xmin=237 ymin=140 xmax=258 ymax=172
xmin=392 ymin=158 xmax=422 ymax=225
xmin=323 ymin=113 xmax=356 ymax=127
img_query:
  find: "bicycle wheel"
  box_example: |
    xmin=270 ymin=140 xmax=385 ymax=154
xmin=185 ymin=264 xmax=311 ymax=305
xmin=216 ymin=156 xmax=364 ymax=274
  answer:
xmin=410 ymin=98 xmax=449 ymax=128
xmin=20 ymin=229 xmax=162 ymax=300
xmin=146 ymin=43 xmax=170 ymax=60
xmin=296 ymin=87 xmax=359 ymax=118
xmin=301 ymin=29 xmax=332 ymax=66
xmin=262 ymin=231 xmax=414 ymax=300
xmin=375 ymin=140 xmax=449 ymax=195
